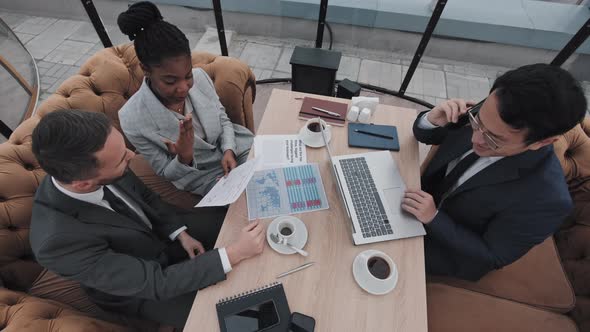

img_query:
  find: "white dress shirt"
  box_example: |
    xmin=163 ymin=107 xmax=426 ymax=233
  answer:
xmin=51 ymin=177 xmax=232 ymax=273
xmin=418 ymin=113 xmax=504 ymax=195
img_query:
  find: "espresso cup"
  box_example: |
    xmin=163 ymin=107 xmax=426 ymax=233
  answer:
xmin=361 ymin=251 xmax=394 ymax=281
xmin=367 ymin=255 xmax=391 ymax=280
xmin=301 ymin=118 xmax=331 ymax=147
xmin=277 ymin=220 xmax=296 ymax=244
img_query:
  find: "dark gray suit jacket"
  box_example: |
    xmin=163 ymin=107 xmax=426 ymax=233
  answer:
xmin=29 ymin=171 xmax=226 ymax=313
xmin=414 ymin=111 xmax=573 ymax=281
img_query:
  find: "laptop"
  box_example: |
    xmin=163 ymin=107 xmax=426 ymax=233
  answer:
xmin=320 ymin=124 xmax=425 ymax=245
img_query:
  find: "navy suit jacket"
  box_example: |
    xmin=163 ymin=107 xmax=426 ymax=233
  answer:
xmin=414 ymin=111 xmax=572 ymax=281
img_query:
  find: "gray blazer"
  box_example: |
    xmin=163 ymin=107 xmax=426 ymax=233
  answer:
xmin=29 ymin=172 xmax=226 ymax=314
xmin=119 ymin=68 xmax=253 ymax=195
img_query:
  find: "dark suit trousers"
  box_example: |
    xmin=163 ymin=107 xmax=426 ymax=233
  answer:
xmin=137 ymin=206 xmax=227 ymax=329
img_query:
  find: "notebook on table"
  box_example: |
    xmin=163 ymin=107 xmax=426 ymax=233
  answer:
xmin=216 ymin=282 xmax=291 ymax=332
xmin=298 ymin=97 xmax=347 ymax=126
xmin=348 ymin=123 xmax=400 ymax=151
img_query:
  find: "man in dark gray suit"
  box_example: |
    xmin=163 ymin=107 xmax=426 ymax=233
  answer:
xmin=29 ymin=110 xmax=265 ymax=329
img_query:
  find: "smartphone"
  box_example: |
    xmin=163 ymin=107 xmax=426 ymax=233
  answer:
xmin=445 ymin=99 xmax=485 ymax=129
xmin=289 ymin=312 xmax=315 ymax=332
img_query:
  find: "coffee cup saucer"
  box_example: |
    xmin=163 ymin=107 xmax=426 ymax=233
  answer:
xmin=352 ymin=249 xmax=398 ymax=295
xmin=266 ymin=216 xmax=308 ymax=255
xmin=298 ymin=126 xmax=332 ymax=148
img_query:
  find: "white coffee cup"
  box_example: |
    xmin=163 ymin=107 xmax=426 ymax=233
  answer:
xmin=277 ymin=220 xmax=296 ymax=244
xmin=300 ymin=118 xmax=331 ymax=147
xmin=359 ymin=250 xmax=395 ymax=281
xmin=353 ymin=249 xmax=398 ymax=295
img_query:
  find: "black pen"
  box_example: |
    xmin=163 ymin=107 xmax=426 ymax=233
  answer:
xmin=354 ymin=129 xmax=394 ymax=140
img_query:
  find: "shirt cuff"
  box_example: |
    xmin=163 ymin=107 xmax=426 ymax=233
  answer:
xmin=170 ymin=155 xmax=196 ymax=171
xmin=428 ymin=210 xmax=440 ymax=224
xmin=169 ymin=226 xmax=188 ymax=241
xmin=417 ymin=112 xmax=439 ymax=129
xmin=218 ymin=248 xmax=232 ymax=274
xmin=221 ymin=143 xmax=237 ymax=154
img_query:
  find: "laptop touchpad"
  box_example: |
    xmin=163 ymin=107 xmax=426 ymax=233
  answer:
xmin=383 ymin=188 xmax=403 ymax=217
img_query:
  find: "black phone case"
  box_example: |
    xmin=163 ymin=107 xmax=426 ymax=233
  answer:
xmin=289 ymin=312 xmax=316 ymax=332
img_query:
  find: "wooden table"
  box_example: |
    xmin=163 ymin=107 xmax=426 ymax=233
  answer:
xmin=185 ymin=89 xmax=427 ymax=332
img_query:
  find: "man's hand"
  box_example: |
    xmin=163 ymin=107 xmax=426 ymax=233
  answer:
xmin=401 ymin=189 xmax=437 ymax=224
xmin=163 ymin=114 xmax=195 ymax=165
xmin=221 ymin=150 xmax=238 ymax=177
xmin=177 ymin=231 xmax=206 ymax=259
xmin=426 ymin=98 xmax=476 ymax=127
xmin=226 ymin=221 xmax=265 ymax=266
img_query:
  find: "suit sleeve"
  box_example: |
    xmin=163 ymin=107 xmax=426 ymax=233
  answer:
xmin=413 ymin=111 xmax=450 ymax=145
xmin=199 ymin=70 xmax=237 ymax=153
xmin=35 ymin=232 xmax=226 ymax=301
xmin=126 ymin=171 xmax=191 ymax=238
xmin=426 ymin=192 xmax=572 ymax=281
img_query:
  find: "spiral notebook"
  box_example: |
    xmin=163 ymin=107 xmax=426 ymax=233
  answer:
xmin=216 ymin=282 xmax=291 ymax=332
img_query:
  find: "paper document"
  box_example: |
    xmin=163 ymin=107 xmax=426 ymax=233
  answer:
xmin=196 ymin=158 xmax=260 ymax=207
xmin=246 ymin=163 xmax=329 ymax=220
xmin=254 ymin=135 xmax=307 ymax=169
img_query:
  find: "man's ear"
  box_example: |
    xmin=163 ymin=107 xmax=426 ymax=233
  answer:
xmin=528 ymin=136 xmax=558 ymax=150
xmin=70 ymin=179 xmax=100 ymax=192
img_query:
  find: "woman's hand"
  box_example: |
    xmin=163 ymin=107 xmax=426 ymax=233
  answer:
xmin=221 ymin=150 xmax=238 ymax=176
xmin=163 ymin=114 xmax=195 ymax=165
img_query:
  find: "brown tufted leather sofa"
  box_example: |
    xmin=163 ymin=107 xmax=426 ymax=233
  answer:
xmin=0 ymin=43 xmax=256 ymax=330
xmin=555 ymin=118 xmax=590 ymax=332
xmin=425 ymin=117 xmax=590 ymax=332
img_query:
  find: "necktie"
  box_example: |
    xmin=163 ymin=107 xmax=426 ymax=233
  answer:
xmin=432 ymin=152 xmax=480 ymax=205
xmin=102 ymin=186 xmax=145 ymax=226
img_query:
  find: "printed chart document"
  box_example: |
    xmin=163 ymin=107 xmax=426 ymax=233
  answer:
xmin=246 ymin=163 xmax=329 ymax=220
xmin=196 ymin=158 xmax=260 ymax=207
xmin=254 ymin=135 xmax=307 ymax=169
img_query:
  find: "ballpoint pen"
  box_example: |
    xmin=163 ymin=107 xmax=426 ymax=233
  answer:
xmin=354 ymin=129 xmax=394 ymax=140
xmin=276 ymin=262 xmax=315 ymax=279
xmin=312 ymin=106 xmax=340 ymax=117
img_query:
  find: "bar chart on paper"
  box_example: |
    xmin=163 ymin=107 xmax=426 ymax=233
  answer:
xmin=246 ymin=163 xmax=329 ymax=220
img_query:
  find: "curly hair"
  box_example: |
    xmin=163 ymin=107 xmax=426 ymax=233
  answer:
xmin=117 ymin=1 xmax=190 ymax=67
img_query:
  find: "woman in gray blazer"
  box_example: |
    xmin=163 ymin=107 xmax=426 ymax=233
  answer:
xmin=117 ymin=1 xmax=253 ymax=195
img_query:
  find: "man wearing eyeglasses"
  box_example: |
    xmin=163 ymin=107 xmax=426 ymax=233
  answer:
xmin=402 ymin=63 xmax=587 ymax=281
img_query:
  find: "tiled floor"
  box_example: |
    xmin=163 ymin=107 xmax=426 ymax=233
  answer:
xmin=1 ymin=10 xmax=589 ymax=116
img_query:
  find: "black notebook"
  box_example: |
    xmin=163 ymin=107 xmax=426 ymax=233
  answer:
xmin=216 ymin=282 xmax=291 ymax=332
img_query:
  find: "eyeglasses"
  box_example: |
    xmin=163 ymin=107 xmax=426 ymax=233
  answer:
xmin=467 ymin=101 xmax=500 ymax=150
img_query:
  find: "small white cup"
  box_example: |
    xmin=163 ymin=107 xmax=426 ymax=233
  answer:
xmin=277 ymin=220 xmax=296 ymax=244
xmin=301 ymin=118 xmax=331 ymax=147
xmin=360 ymin=251 xmax=395 ymax=281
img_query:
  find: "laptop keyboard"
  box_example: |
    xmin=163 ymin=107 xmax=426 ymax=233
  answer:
xmin=339 ymin=157 xmax=393 ymax=238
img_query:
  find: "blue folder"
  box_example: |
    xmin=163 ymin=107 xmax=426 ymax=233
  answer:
xmin=348 ymin=123 xmax=400 ymax=151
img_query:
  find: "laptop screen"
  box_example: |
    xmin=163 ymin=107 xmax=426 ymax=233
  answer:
xmin=319 ymin=119 xmax=353 ymax=222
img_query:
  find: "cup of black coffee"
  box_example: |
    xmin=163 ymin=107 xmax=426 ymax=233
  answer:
xmin=367 ymin=256 xmax=391 ymax=280
xmin=277 ymin=220 xmax=295 ymax=244
xmin=307 ymin=122 xmax=326 ymax=133
xmin=300 ymin=118 xmax=331 ymax=148
xmin=353 ymin=250 xmax=398 ymax=295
